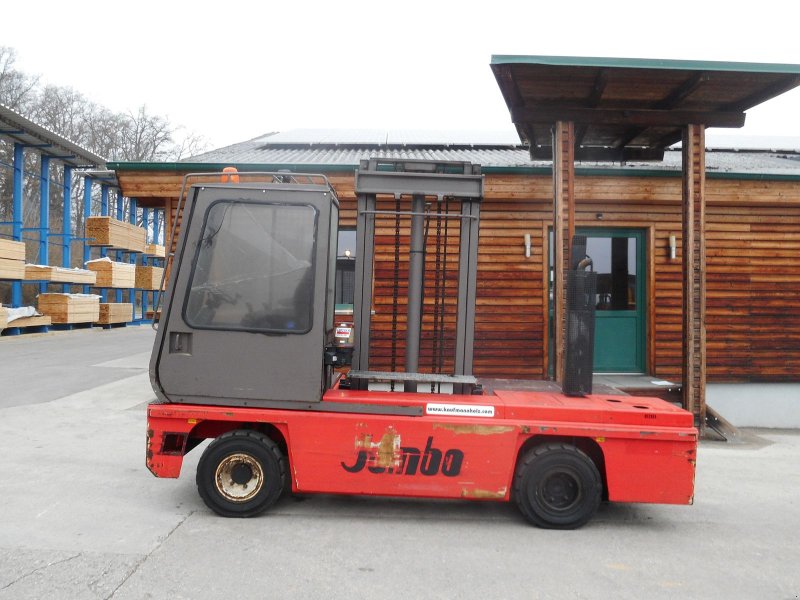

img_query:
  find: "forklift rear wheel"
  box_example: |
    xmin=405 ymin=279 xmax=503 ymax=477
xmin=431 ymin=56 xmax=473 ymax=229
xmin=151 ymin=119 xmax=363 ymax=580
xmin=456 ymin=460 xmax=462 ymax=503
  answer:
xmin=196 ymin=430 xmax=286 ymax=518
xmin=514 ymin=443 xmax=602 ymax=529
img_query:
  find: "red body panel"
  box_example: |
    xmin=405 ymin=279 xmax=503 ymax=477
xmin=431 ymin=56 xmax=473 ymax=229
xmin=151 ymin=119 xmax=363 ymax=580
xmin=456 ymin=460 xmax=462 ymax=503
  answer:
xmin=146 ymin=388 xmax=697 ymax=506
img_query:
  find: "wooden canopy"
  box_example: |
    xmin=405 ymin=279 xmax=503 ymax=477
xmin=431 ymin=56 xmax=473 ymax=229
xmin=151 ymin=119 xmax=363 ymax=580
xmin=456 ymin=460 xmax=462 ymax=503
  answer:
xmin=491 ymin=55 xmax=800 ymax=161
xmin=491 ymin=55 xmax=800 ymax=429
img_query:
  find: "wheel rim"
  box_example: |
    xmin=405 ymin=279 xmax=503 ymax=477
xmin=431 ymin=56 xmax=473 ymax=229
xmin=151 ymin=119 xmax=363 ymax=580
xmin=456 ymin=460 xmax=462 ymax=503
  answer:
xmin=537 ymin=469 xmax=582 ymax=512
xmin=215 ymin=453 xmax=264 ymax=502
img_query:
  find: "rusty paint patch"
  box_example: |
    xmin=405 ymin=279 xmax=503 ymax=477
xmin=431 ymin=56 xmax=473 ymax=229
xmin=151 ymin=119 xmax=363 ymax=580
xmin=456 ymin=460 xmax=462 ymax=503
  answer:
xmin=461 ymin=487 xmax=507 ymax=499
xmin=354 ymin=426 xmax=402 ymax=469
xmin=520 ymin=425 xmax=530 ymax=434
xmin=539 ymin=426 xmax=557 ymax=433
xmin=433 ymin=424 xmax=514 ymax=436
xmin=639 ymin=431 xmax=656 ymax=436
xmin=377 ymin=428 xmax=400 ymax=468
xmin=146 ymin=429 xmax=154 ymax=439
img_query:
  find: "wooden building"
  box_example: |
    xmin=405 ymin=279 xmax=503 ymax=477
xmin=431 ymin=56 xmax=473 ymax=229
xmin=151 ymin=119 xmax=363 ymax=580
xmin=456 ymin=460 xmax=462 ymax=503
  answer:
xmin=109 ymin=56 xmax=800 ymax=427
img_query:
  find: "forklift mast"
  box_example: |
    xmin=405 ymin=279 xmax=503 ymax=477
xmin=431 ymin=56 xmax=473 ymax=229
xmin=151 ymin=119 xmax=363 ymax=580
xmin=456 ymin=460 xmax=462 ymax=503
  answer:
xmin=151 ymin=160 xmax=484 ymax=406
xmin=348 ymin=158 xmax=484 ymax=394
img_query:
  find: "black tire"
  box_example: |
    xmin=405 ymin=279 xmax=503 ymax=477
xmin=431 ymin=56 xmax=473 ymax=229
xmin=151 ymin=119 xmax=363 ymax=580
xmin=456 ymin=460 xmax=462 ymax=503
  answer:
xmin=514 ymin=443 xmax=602 ymax=529
xmin=196 ymin=429 xmax=286 ymax=518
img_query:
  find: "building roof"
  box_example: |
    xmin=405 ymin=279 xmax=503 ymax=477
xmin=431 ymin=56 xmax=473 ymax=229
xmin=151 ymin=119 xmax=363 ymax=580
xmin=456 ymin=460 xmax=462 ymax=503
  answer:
xmin=0 ymin=103 xmax=106 ymax=168
xmin=490 ymin=55 xmax=800 ymax=161
xmin=108 ymin=129 xmax=800 ymax=181
xmin=182 ymin=129 xmax=533 ymax=168
xmin=162 ymin=129 xmax=800 ymax=178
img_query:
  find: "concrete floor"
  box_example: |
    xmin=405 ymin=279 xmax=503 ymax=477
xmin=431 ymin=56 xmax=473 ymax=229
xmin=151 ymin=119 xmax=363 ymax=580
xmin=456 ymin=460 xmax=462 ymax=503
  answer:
xmin=0 ymin=328 xmax=798 ymax=599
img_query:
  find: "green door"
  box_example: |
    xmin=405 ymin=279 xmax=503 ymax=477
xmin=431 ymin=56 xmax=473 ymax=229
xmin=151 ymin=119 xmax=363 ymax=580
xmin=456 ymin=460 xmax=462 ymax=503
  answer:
xmin=548 ymin=228 xmax=646 ymax=374
xmin=583 ymin=228 xmax=646 ymax=373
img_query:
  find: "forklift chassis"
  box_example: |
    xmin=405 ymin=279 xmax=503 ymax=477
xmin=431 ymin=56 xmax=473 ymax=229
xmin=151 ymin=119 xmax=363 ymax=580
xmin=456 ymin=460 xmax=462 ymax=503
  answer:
xmin=146 ymin=166 xmax=697 ymax=529
xmin=148 ymin=384 xmax=696 ymax=529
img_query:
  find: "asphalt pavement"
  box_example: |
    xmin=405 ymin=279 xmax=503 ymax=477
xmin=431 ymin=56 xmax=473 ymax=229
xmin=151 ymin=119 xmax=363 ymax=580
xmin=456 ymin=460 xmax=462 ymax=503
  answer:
xmin=0 ymin=327 xmax=798 ymax=599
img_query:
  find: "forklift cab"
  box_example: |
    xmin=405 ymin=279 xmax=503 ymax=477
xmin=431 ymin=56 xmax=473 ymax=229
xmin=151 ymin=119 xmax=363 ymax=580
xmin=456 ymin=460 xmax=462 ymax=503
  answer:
xmin=151 ymin=175 xmax=339 ymax=406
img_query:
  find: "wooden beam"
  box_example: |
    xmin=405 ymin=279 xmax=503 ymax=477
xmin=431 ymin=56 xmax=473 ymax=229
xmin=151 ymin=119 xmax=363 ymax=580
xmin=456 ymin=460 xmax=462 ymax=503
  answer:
xmin=512 ymin=106 xmax=745 ymax=128
xmin=552 ymin=121 xmax=575 ymax=384
xmin=609 ymin=72 xmax=710 ymax=150
xmin=531 ymin=145 xmax=665 ymax=161
xmin=723 ymin=74 xmax=800 ymax=111
xmin=575 ymin=69 xmax=609 ymax=147
xmin=682 ymin=124 xmax=707 ymax=430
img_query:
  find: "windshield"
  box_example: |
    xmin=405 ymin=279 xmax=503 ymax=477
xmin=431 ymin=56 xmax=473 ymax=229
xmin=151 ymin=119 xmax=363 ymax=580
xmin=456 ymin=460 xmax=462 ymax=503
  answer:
xmin=184 ymin=200 xmax=318 ymax=333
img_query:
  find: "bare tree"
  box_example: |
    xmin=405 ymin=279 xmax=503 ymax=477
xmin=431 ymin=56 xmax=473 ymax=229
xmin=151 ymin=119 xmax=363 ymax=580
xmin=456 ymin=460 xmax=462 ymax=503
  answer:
xmin=0 ymin=47 xmax=39 ymax=111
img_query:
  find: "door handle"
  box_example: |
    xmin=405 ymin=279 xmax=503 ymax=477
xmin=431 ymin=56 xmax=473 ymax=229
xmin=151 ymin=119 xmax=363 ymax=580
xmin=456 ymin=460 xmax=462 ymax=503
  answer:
xmin=169 ymin=331 xmax=192 ymax=355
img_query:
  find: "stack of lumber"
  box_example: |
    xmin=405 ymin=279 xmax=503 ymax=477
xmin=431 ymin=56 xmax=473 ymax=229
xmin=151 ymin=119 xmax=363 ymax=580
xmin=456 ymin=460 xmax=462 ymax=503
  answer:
xmin=86 ymin=216 xmax=147 ymax=253
xmin=8 ymin=315 xmax=52 ymax=328
xmin=86 ymin=258 xmax=136 ymax=288
xmin=145 ymin=243 xmax=166 ymax=258
xmin=24 ymin=265 xmax=97 ymax=285
xmin=0 ymin=239 xmax=25 ymax=279
xmin=37 ymin=293 xmax=100 ymax=324
xmin=96 ymin=303 xmax=133 ymax=325
xmin=135 ymin=265 xmax=164 ymax=290
xmin=0 ymin=305 xmax=51 ymax=330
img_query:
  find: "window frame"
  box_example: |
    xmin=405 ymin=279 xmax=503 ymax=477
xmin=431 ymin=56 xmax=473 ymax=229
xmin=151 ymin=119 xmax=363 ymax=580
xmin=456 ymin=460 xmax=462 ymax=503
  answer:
xmin=181 ymin=198 xmax=319 ymax=335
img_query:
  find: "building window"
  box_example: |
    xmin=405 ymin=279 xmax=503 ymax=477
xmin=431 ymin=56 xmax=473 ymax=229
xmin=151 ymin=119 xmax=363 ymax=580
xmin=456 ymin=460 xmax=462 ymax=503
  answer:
xmin=336 ymin=228 xmax=356 ymax=308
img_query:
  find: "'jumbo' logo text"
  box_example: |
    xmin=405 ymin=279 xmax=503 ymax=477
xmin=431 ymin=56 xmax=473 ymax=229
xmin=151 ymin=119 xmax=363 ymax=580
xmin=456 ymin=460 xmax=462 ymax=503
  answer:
xmin=341 ymin=436 xmax=463 ymax=477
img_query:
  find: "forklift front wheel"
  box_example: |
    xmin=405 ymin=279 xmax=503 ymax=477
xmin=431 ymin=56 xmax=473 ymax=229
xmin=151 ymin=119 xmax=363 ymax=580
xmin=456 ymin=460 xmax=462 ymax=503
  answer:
xmin=196 ymin=430 xmax=287 ymax=518
xmin=514 ymin=443 xmax=602 ymax=529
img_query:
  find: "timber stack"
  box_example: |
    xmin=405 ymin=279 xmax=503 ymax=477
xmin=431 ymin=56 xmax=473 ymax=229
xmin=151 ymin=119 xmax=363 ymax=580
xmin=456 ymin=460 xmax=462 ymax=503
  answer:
xmin=135 ymin=266 xmax=164 ymax=290
xmin=24 ymin=265 xmax=97 ymax=285
xmin=0 ymin=239 xmax=25 ymax=279
xmin=37 ymin=293 xmax=100 ymax=324
xmin=86 ymin=216 xmax=147 ymax=253
xmin=86 ymin=258 xmax=136 ymax=288
xmin=145 ymin=243 xmax=166 ymax=258
xmin=97 ymin=303 xmax=133 ymax=325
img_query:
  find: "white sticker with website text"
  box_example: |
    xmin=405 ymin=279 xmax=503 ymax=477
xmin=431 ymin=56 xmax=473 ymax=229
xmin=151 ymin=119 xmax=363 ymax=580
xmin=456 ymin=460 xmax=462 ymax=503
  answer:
xmin=426 ymin=403 xmax=495 ymax=418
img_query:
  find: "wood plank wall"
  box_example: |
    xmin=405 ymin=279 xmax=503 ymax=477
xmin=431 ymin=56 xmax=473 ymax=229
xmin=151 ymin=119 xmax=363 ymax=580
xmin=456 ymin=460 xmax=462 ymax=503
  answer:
xmin=575 ymin=173 xmax=800 ymax=383
xmin=142 ymin=169 xmax=800 ymax=383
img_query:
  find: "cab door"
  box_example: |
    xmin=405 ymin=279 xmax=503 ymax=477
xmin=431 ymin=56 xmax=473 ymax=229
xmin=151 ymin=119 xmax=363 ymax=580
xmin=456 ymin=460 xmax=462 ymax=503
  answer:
xmin=151 ymin=183 xmax=337 ymax=405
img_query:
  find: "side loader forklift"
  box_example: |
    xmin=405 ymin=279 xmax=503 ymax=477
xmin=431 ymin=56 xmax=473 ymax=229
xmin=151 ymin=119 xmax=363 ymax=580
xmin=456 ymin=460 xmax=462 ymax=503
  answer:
xmin=146 ymin=159 xmax=696 ymax=529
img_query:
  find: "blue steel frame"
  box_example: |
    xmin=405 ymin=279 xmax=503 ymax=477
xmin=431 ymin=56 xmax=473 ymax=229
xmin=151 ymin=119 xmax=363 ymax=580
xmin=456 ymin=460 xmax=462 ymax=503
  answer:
xmin=141 ymin=207 xmax=150 ymax=321
xmin=38 ymin=156 xmax=51 ymax=294
xmin=62 ymin=166 xmax=73 ymax=286
xmin=127 ymin=196 xmax=137 ymax=312
xmin=115 ymin=191 xmax=124 ymax=304
xmin=82 ymin=176 xmax=93 ymax=293
xmin=11 ymin=143 xmax=24 ymax=306
xmin=2 ymin=151 xmax=151 ymax=327
xmin=99 ymin=185 xmax=109 ymax=302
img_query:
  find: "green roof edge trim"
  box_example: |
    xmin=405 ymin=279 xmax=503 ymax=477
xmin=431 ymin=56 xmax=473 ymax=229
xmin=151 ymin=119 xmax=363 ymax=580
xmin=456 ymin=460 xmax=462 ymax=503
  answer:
xmin=490 ymin=54 xmax=800 ymax=75
xmin=107 ymin=161 xmax=800 ymax=183
xmin=108 ymin=161 xmax=359 ymax=173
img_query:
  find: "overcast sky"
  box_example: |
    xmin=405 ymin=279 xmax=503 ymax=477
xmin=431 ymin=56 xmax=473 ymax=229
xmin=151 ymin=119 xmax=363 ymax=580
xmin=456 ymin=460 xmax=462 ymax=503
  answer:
xmin=3 ymin=0 xmax=799 ymax=151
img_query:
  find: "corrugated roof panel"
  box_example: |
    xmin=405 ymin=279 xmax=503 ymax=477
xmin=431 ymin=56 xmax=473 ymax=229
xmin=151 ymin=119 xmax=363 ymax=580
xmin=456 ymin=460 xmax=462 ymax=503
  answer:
xmin=182 ymin=129 xmax=800 ymax=176
xmin=257 ymin=128 xmax=521 ymax=147
xmin=264 ymin=129 xmax=387 ymax=145
xmin=0 ymin=103 xmax=105 ymax=167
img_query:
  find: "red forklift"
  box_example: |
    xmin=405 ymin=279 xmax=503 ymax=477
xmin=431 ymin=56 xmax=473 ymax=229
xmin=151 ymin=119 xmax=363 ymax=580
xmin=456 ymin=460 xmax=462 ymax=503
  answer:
xmin=146 ymin=160 xmax=696 ymax=529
